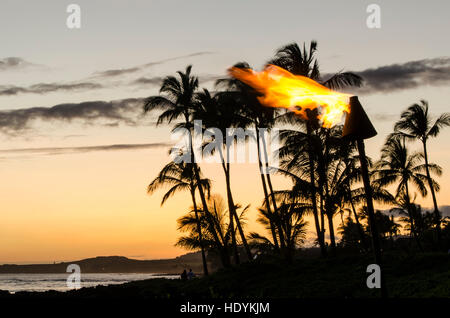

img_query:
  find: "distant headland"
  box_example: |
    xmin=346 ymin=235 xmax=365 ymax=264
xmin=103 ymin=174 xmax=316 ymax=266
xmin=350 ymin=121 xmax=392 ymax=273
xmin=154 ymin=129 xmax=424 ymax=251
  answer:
xmin=0 ymin=252 xmax=205 ymax=274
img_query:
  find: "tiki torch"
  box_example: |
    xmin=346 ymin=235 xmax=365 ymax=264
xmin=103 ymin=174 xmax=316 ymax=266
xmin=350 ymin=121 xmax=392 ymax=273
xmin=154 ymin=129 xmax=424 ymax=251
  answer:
xmin=343 ymin=96 xmax=386 ymax=297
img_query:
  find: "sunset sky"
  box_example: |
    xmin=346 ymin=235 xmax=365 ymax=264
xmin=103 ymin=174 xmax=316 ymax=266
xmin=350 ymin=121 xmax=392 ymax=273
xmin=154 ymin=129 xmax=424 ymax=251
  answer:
xmin=1 ymin=0 xmax=449 ymax=263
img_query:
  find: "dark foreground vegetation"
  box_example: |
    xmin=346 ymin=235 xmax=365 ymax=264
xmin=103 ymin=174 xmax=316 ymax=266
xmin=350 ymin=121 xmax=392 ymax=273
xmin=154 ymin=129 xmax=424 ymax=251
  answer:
xmin=2 ymin=252 xmax=448 ymax=299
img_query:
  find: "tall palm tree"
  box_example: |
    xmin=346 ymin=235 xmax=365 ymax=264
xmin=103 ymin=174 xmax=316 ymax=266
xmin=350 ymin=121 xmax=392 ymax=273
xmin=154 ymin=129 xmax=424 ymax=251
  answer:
xmin=374 ymin=136 xmax=441 ymax=250
xmin=336 ymin=139 xmax=370 ymax=250
xmin=144 ymin=65 xmax=230 ymax=267
xmin=216 ymin=64 xmax=283 ymax=252
xmin=277 ymin=112 xmax=327 ymax=255
xmin=194 ymin=89 xmax=253 ymax=262
xmin=394 ymin=100 xmax=450 ymax=244
xmin=147 ymin=159 xmax=211 ymax=275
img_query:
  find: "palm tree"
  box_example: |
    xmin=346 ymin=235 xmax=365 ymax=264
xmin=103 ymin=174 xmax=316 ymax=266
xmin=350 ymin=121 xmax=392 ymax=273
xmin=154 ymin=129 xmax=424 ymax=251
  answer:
xmin=248 ymin=207 xmax=279 ymax=255
xmin=144 ymin=65 xmax=231 ymax=267
xmin=216 ymin=63 xmax=283 ymax=252
xmin=338 ymin=216 xmax=365 ymax=250
xmin=389 ymin=194 xmax=423 ymax=250
xmin=268 ymin=41 xmax=362 ymax=90
xmin=357 ymin=208 xmax=401 ymax=247
xmin=394 ymin=100 xmax=450 ymax=244
xmin=249 ymin=199 xmax=308 ymax=262
xmin=336 ymin=139 xmax=370 ymax=250
xmin=194 ymin=89 xmax=252 ymax=262
xmin=147 ymin=159 xmax=211 ymax=275
xmin=336 ymin=137 xmax=395 ymax=251
xmin=176 ymin=194 xmax=249 ymax=267
xmin=374 ymin=136 xmax=441 ymax=250
xmin=277 ymin=112 xmax=327 ymax=255
xmin=269 ymin=41 xmax=363 ymax=256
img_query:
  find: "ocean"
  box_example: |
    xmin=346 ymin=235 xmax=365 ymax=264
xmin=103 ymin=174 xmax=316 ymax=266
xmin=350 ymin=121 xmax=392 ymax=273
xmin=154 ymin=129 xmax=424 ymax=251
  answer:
xmin=0 ymin=273 xmax=179 ymax=293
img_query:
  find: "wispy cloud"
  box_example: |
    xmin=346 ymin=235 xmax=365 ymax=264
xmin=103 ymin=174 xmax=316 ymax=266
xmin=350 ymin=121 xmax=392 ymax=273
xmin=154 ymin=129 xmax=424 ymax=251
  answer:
xmin=0 ymin=82 xmax=102 ymax=96
xmin=350 ymin=57 xmax=450 ymax=94
xmin=93 ymin=51 xmax=214 ymax=78
xmin=0 ymin=98 xmax=145 ymax=136
xmin=130 ymin=73 xmax=221 ymax=87
xmin=0 ymin=142 xmax=170 ymax=156
xmin=371 ymin=113 xmax=400 ymax=122
xmin=0 ymin=52 xmax=216 ymax=96
xmin=131 ymin=76 xmax=164 ymax=86
xmin=0 ymin=57 xmax=41 ymax=71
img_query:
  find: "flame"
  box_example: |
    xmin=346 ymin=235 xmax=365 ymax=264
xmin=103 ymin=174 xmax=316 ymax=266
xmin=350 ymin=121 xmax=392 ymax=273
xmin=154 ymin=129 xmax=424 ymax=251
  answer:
xmin=229 ymin=65 xmax=350 ymax=128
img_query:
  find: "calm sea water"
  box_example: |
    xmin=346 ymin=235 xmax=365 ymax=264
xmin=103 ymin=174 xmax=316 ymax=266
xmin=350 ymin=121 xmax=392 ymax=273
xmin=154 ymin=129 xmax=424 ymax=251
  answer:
xmin=0 ymin=273 xmax=179 ymax=293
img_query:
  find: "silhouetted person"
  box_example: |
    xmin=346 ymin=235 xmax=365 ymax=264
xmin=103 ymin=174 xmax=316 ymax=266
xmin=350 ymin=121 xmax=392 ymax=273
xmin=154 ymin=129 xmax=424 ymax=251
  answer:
xmin=180 ymin=269 xmax=187 ymax=280
xmin=187 ymin=268 xmax=195 ymax=280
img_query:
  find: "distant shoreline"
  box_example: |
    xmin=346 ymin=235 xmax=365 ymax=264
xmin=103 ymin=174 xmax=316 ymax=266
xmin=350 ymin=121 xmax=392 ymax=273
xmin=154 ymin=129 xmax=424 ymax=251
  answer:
xmin=0 ymin=254 xmax=206 ymax=274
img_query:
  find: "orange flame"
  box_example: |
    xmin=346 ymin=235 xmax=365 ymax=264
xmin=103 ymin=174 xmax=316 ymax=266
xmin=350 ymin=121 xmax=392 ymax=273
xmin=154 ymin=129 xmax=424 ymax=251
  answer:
xmin=229 ymin=65 xmax=350 ymax=128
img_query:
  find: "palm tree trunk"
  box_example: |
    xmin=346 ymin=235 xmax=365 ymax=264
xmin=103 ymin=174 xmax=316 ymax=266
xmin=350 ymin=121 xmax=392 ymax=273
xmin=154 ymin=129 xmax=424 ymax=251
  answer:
xmin=319 ymin=192 xmax=326 ymax=237
xmin=191 ymin=190 xmax=209 ymax=275
xmin=221 ymin=161 xmax=240 ymax=264
xmin=306 ymin=123 xmax=327 ymax=257
xmin=322 ymin=129 xmax=336 ymax=254
xmin=228 ymin=200 xmax=240 ymax=264
xmin=255 ymin=125 xmax=280 ymax=251
xmin=404 ymin=182 xmax=424 ymax=252
xmin=349 ymin=196 xmax=368 ymax=251
xmin=212 ymin=201 xmax=227 ymax=248
xmin=260 ymin=130 xmax=287 ymax=250
xmin=189 ymin=132 xmax=230 ymax=267
xmin=422 ymin=141 xmax=442 ymax=246
xmin=389 ymin=215 xmax=395 ymax=249
xmin=226 ymin=161 xmax=252 ymax=261
xmin=327 ymin=210 xmax=336 ymax=253
xmin=219 ymin=147 xmax=252 ymax=261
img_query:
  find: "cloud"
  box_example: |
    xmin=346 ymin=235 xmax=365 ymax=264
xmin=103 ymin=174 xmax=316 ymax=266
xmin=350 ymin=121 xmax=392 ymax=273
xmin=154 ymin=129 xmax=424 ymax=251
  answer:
xmin=0 ymin=52 xmax=216 ymax=96
xmin=371 ymin=113 xmax=399 ymax=122
xmin=0 ymin=142 xmax=170 ymax=156
xmin=62 ymin=134 xmax=87 ymax=139
xmin=0 ymin=98 xmax=145 ymax=136
xmin=199 ymin=74 xmax=223 ymax=83
xmin=131 ymin=74 xmax=221 ymax=87
xmin=0 ymin=82 xmax=102 ymax=96
xmin=94 ymin=67 xmax=140 ymax=78
xmin=93 ymin=51 xmax=214 ymax=78
xmin=131 ymin=76 xmax=164 ymax=86
xmin=0 ymin=57 xmax=39 ymax=71
xmin=350 ymin=57 xmax=450 ymax=94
